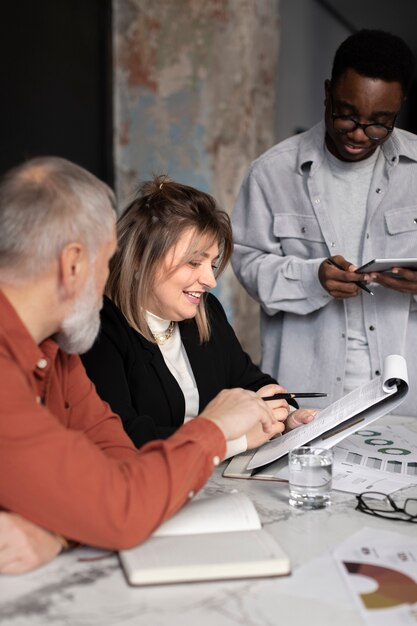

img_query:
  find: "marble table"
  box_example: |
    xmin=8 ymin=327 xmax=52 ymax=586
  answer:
xmin=1 ymin=414 xmax=416 ymax=626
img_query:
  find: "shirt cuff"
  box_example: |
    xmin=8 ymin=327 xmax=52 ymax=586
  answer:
xmin=224 ymin=435 xmax=247 ymax=460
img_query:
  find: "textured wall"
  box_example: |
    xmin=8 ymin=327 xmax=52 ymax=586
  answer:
xmin=113 ymin=0 xmax=281 ymax=362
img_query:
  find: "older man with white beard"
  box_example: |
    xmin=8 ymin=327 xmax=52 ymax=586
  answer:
xmin=0 ymin=157 xmax=276 ymax=574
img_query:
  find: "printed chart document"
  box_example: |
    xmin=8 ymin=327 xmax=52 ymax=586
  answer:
xmin=333 ymin=527 xmax=417 ymax=625
xmin=331 ymin=423 xmax=417 ymax=495
xmin=118 ymin=492 xmax=290 ymax=586
xmin=244 ymin=354 xmax=408 ymax=471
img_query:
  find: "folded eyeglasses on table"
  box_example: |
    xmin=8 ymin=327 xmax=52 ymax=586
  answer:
xmin=356 ymin=491 xmax=417 ymax=523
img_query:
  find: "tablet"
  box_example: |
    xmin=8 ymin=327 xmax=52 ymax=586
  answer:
xmin=356 ymin=258 xmax=417 ymax=273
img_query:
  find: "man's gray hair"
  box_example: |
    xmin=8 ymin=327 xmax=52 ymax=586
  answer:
xmin=0 ymin=156 xmax=116 ymax=281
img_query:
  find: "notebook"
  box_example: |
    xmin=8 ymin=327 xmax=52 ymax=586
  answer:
xmin=118 ymin=492 xmax=290 ymax=585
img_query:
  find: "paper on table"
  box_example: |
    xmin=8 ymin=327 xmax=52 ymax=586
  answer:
xmin=248 ymin=354 xmax=409 ymax=470
xmin=333 ymin=527 xmax=417 ymax=625
xmin=331 ymin=470 xmax=409 ymax=495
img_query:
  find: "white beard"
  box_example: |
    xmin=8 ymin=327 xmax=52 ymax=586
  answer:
xmin=55 ymin=274 xmax=102 ymax=354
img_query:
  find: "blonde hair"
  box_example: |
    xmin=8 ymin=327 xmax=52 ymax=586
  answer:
xmin=106 ymin=175 xmax=233 ymax=343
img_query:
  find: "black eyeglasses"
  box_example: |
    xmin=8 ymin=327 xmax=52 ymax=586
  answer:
xmin=356 ymin=491 xmax=417 ymax=523
xmin=330 ymin=99 xmax=397 ymax=141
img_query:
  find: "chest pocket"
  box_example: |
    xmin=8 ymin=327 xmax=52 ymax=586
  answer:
xmin=273 ymin=213 xmax=327 ymax=257
xmin=384 ymin=206 xmax=417 ymax=257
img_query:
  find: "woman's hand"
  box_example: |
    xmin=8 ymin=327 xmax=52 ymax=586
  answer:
xmin=245 ymin=384 xmax=289 ymax=449
xmin=255 ymin=384 xmax=290 ymax=423
xmin=246 ymin=419 xmax=285 ymax=449
xmin=246 ymin=385 xmax=318 ymax=448
xmin=246 ymin=407 xmax=318 ymax=449
xmin=284 ymin=408 xmax=317 ymax=432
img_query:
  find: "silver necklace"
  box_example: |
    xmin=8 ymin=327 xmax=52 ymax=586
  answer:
xmin=151 ymin=320 xmax=175 ymax=345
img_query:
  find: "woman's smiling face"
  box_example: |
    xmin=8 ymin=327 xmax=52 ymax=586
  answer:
xmin=146 ymin=228 xmax=219 ymax=321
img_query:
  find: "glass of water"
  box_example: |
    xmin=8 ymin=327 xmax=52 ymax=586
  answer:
xmin=288 ymin=447 xmax=333 ymax=509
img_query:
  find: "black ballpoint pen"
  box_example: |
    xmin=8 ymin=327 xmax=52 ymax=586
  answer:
xmin=326 ymin=257 xmax=374 ymax=295
xmin=264 ymin=392 xmax=327 ymax=401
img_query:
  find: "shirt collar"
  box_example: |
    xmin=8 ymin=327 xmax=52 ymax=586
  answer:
xmin=297 ymin=121 xmax=417 ymax=174
xmin=0 ymin=289 xmax=59 ymax=377
xmin=296 ymin=121 xmax=327 ymax=174
xmin=380 ymin=128 xmax=417 ymax=166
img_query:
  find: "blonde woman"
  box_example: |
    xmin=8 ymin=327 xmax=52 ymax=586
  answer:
xmin=82 ymin=177 xmax=315 ymax=456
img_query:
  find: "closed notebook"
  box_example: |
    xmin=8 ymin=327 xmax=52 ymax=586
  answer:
xmin=118 ymin=492 xmax=290 ymax=586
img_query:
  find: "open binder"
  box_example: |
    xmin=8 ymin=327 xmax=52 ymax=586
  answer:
xmin=225 ymin=354 xmax=408 ymax=478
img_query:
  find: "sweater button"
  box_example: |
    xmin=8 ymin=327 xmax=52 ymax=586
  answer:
xmin=37 ymin=358 xmax=48 ymax=369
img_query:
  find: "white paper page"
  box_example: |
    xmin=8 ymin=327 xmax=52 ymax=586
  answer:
xmin=153 ymin=492 xmax=261 ymax=537
xmin=331 ymin=470 xmax=408 ymax=495
xmin=248 ymin=355 xmax=408 ymax=470
xmin=333 ymin=527 xmax=417 ymax=625
xmin=120 ymin=529 xmax=290 ymax=585
xmin=130 ymin=531 xmax=285 ymax=570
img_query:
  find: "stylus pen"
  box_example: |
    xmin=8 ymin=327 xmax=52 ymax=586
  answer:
xmin=326 ymin=258 xmax=374 ymax=295
xmin=264 ymin=392 xmax=328 ymax=401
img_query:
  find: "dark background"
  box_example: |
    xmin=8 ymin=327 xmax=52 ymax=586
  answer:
xmin=0 ymin=0 xmax=113 ymax=184
xmin=1 ymin=1 xmax=417 ymax=187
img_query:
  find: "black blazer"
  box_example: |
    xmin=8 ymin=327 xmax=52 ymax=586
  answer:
xmin=81 ymin=294 xmax=279 ymax=447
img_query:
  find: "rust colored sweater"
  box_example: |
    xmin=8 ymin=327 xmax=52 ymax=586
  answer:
xmin=0 ymin=290 xmax=225 ymax=549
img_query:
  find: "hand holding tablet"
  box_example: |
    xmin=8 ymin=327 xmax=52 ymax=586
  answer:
xmin=356 ymin=258 xmax=417 ymax=274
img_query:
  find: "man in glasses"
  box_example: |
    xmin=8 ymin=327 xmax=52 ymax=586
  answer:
xmin=232 ymin=30 xmax=417 ymax=414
